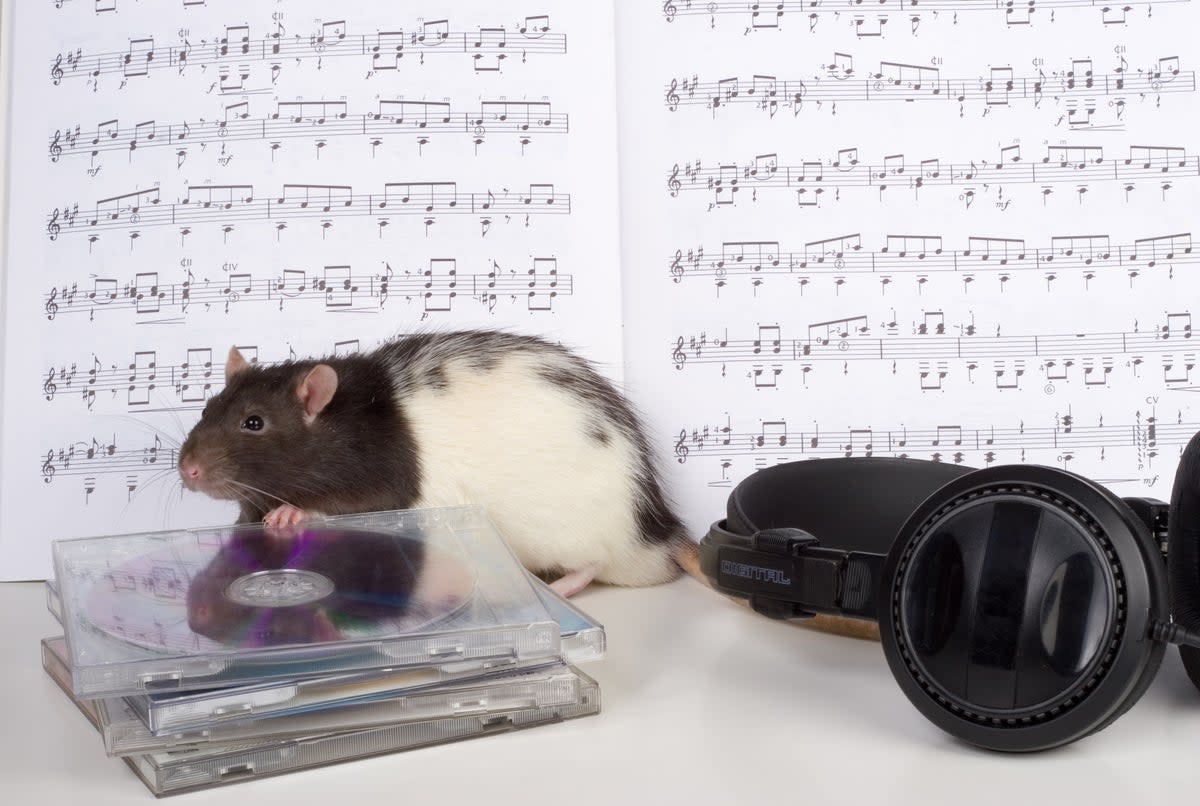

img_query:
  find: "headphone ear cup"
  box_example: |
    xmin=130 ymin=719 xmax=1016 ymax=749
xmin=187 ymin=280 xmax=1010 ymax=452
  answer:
xmin=1168 ymin=432 xmax=1200 ymax=693
xmin=879 ymin=465 xmax=1167 ymax=752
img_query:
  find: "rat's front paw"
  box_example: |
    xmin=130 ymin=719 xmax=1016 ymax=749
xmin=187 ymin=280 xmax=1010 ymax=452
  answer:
xmin=263 ymin=504 xmax=308 ymax=528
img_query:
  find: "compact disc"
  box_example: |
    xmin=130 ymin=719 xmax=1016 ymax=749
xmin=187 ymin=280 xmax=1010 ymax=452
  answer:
xmin=84 ymin=524 xmax=476 ymax=653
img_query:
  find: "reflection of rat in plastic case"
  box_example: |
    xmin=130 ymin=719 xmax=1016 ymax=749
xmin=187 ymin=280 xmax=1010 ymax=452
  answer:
xmin=42 ymin=507 xmax=604 ymax=796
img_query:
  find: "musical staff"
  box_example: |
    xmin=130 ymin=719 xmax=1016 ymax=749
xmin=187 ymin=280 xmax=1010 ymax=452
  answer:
xmin=49 ymin=15 xmax=565 ymax=85
xmin=666 ymin=55 xmax=1194 ymax=128
xmin=660 ymin=0 xmax=1190 ymax=31
xmin=668 ymin=145 xmax=1200 ymax=208
xmin=671 ymin=311 xmax=1197 ymax=390
xmin=40 ymin=434 xmax=175 ymax=489
xmin=669 ymin=232 xmax=1193 ymax=294
xmin=673 ymin=407 xmax=1179 ymax=482
xmin=46 ymin=182 xmax=568 ymax=241
xmin=53 ymin=0 xmax=209 ymax=12
xmin=42 ymin=257 xmax=569 ymax=322
xmin=40 ymin=339 xmax=366 ymax=412
xmin=50 ymin=99 xmax=568 ymax=164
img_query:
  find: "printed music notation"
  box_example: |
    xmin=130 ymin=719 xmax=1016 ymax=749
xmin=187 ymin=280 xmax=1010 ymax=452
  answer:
xmin=660 ymin=0 xmax=1188 ymax=32
xmin=41 ymin=257 xmax=569 ymax=323
xmin=50 ymin=99 xmax=567 ymax=165
xmin=665 ymin=54 xmax=1193 ymax=127
xmin=672 ymin=407 xmax=1176 ymax=482
xmin=46 ymin=182 xmax=568 ymax=243
xmin=669 ymin=232 xmax=1193 ymax=295
xmin=53 ymin=0 xmax=207 ymax=12
xmin=667 ymin=145 xmax=1199 ymax=209
xmin=49 ymin=15 xmax=564 ymax=85
xmin=40 ymin=433 xmax=178 ymax=503
xmin=670 ymin=311 xmax=1197 ymax=390
xmin=40 ymin=339 xmax=364 ymax=413
xmin=43 ymin=347 xmax=224 ymax=412
xmin=41 ymin=337 xmax=386 ymax=413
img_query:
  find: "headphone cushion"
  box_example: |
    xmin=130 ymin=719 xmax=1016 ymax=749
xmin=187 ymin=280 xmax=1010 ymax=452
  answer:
xmin=1182 ymin=647 xmax=1200 ymax=690
xmin=1168 ymin=432 xmax=1200 ymax=692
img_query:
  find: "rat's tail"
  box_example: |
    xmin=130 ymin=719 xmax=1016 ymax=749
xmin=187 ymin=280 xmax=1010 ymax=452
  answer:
xmin=671 ymin=537 xmax=881 ymax=642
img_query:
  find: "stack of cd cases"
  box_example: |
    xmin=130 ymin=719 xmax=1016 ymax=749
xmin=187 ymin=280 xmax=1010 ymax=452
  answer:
xmin=40 ymin=507 xmax=603 ymax=796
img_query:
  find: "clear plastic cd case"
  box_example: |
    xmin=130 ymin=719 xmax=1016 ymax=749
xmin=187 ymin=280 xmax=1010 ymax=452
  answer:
xmin=46 ymin=573 xmax=605 ymax=735
xmin=52 ymin=507 xmax=562 ymax=698
xmin=78 ymin=655 xmax=583 ymax=755
xmin=42 ymin=637 xmax=601 ymax=797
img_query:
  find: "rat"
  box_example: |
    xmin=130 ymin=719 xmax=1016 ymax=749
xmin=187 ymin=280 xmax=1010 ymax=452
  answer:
xmin=178 ymin=330 xmax=698 ymax=598
xmin=176 ymin=328 xmax=879 ymax=640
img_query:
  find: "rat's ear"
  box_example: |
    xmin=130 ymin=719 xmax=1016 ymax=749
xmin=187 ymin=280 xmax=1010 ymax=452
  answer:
xmin=225 ymin=347 xmax=250 ymax=384
xmin=297 ymin=364 xmax=338 ymax=424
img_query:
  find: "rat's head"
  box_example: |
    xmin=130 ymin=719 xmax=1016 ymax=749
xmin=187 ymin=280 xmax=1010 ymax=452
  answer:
xmin=178 ymin=347 xmax=341 ymax=511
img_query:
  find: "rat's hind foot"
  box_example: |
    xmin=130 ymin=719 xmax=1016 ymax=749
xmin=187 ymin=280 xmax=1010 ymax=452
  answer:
xmin=263 ymin=504 xmax=308 ymax=528
xmin=548 ymin=565 xmax=599 ymax=598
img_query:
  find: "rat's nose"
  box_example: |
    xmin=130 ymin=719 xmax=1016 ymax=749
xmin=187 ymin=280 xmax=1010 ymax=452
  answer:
xmin=180 ymin=460 xmax=203 ymax=487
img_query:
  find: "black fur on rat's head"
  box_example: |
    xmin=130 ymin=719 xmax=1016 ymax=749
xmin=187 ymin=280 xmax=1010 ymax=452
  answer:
xmin=179 ymin=347 xmax=420 ymax=521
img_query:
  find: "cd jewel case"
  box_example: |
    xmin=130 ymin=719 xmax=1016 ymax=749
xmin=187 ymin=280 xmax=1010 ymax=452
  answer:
xmin=45 ymin=635 xmax=584 ymax=756
xmin=46 ymin=572 xmax=606 ymax=734
xmin=42 ymin=637 xmax=601 ymax=797
xmin=52 ymin=507 xmax=562 ymax=698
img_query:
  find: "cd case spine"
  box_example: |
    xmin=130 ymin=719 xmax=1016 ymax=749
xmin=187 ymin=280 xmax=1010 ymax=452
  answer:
xmin=42 ymin=637 xmax=600 ymax=797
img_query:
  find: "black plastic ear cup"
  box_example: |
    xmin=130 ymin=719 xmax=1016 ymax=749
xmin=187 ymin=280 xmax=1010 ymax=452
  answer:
xmin=879 ymin=465 xmax=1168 ymax=752
xmin=1168 ymin=432 xmax=1200 ymax=692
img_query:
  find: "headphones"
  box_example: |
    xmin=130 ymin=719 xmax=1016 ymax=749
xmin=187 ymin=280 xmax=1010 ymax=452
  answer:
xmin=699 ymin=431 xmax=1200 ymax=752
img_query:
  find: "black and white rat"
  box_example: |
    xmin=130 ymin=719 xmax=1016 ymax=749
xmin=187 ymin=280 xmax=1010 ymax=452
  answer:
xmin=177 ymin=328 xmax=879 ymax=639
xmin=179 ymin=330 xmax=697 ymax=597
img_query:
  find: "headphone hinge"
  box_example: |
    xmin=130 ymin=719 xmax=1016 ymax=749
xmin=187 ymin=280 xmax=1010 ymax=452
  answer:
xmin=751 ymin=527 xmax=819 ymax=556
xmin=1122 ymin=497 xmax=1170 ymax=559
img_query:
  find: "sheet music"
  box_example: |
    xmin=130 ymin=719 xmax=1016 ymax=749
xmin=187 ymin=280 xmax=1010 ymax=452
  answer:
xmin=617 ymin=2 xmax=1200 ymax=538
xmin=0 ymin=0 xmax=623 ymax=579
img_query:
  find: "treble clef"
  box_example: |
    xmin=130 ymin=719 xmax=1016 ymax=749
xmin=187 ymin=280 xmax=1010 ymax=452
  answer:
xmin=51 ymin=53 xmax=64 ymax=85
xmin=666 ymin=78 xmax=680 ymax=112
xmin=663 ymin=1 xmax=678 ymax=22
xmin=45 ymin=287 xmax=59 ymax=320
xmin=674 ymin=430 xmax=689 ymax=463
xmin=672 ymin=336 xmax=687 ymax=369
xmin=49 ymin=130 xmax=63 ymax=162
xmin=47 ymin=208 xmax=61 ymax=241
xmin=43 ymin=369 xmax=58 ymax=401
xmin=670 ymin=250 xmax=684 ymax=283
xmin=668 ymin=164 xmax=681 ymax=197
xmin=42 ymin=450 xmax=56 ymax=484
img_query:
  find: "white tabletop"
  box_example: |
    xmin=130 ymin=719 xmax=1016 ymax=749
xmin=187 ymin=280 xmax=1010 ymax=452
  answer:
xmin=2 ymin=576 xmax=1199 ymax=805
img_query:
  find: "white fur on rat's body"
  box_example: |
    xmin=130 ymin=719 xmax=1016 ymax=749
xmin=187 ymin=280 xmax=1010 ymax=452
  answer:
xmin=246 ymin=338 xmax=683 ymax=594
xmin=395 ymin=350 xmax=678 ymax=588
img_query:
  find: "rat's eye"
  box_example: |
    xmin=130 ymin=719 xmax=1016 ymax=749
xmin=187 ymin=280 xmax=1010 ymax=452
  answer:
xmin=241 ymin=415 xmax=265 ymax=432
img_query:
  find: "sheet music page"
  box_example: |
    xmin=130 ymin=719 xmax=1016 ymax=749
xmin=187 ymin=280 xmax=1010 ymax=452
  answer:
xmin=617 ymin=2 xmax=1200 ymax=538
xmin=0 ymin=0 xmax=622 ymax=579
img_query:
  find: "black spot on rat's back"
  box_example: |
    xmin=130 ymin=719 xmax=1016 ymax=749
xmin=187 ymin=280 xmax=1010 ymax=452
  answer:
xmin=587 ymin=421 xmax=611 ymax=446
